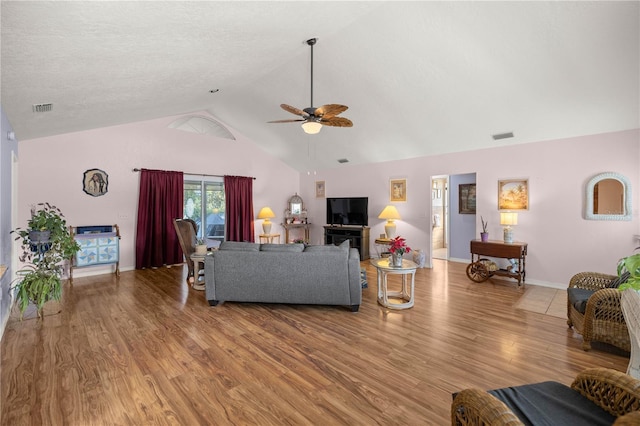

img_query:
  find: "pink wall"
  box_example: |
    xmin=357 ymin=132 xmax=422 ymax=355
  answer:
xmin=17 ymin=118 xmax=639 ymax=288
xmin=17 ymin=112 xmax=300 ymax=276
xmin=300 ymin=129 xmax=640 ymax=288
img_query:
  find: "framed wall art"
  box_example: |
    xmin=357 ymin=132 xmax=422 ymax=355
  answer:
xmin=83 ymin=168 xmax=108 ymax=197
xmin=458 ymin=183 xmax=476 ymax=214
xmin=498 ymin=178 xmax=529 ymax=210
xmin=390 ymin=179 xmax=407 ymax=202
xmin=315 ymin=181 xmax=325 ymax=198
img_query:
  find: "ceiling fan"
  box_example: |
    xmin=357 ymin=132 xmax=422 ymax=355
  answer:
xmin=268 ymin=38 xmax=353 ymax=134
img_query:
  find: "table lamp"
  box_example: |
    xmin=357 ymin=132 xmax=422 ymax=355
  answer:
xmin=257 ymin=207 xmax=275 ymax=234
xmin=500 ymin=212 xmax=518 ymax=243
xmin=378 ymin=205 xmax=401 ymax=239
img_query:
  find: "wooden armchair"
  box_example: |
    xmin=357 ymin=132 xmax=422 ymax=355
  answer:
xmin=172 ymin=218 xmax=198 ymax=283
xmin=451 ymin=368 xmax=640 ymax=425
xmin=567 ymin=271 xmax=630 ymax=352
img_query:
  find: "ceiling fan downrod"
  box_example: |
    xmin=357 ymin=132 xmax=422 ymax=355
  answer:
xmin=307 ymin=38 xmax=316 ymax=110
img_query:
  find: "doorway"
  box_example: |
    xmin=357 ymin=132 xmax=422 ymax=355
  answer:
xmin=431 ymin=176 xmax=448 ymax=260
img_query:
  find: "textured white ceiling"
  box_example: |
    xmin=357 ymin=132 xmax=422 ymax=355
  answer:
xmin=2 ymin=1 xmax=638 ymax=171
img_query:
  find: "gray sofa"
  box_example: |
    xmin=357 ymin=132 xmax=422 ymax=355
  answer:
xmin=204 ymin=240 xmax=362 ymax=311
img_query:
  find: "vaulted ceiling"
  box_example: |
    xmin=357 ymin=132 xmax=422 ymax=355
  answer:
xmin=2 ymin=1 xmax=638 ymax=171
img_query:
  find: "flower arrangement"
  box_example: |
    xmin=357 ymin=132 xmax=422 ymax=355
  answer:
xmin=389 ymin=236 xmax=411 ymax=256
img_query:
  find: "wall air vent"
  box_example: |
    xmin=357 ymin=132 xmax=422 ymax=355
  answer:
xmin=337 ymin=158 xmax=349 ymax=164
xmin=492 ymin=131 xmax=514 ymax=140
xmin=32 ymin=103 xmax=53 ymax=113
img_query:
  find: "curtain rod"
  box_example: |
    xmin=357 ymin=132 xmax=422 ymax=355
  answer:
xmin=132 ymin=168 xmax=255 ymax=180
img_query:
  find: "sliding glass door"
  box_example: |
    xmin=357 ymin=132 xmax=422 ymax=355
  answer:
xmin=183 ymin=176 xmax=225 ymax=241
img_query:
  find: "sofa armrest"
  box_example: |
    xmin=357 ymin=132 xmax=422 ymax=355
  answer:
xmin=347 ymin=248 xmax=362 ymax=309
xmin=569 ymin=272 xmax=617 ymax=291
xmin=571 ymin=368 xmax=640 ymax=417
xmin=451 ymin=388 xmax=524 ymax=426
xmin=204 ymin=255 xmax=216 ymax=302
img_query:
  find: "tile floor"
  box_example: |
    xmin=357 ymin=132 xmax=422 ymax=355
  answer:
xmin=514 ymin=285 xmax=566 ymax=318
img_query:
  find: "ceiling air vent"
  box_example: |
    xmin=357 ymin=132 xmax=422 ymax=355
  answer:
xmin=492 ymin=131 xmax=514 ymax=140
xmin=337 ymin=158 xmax=349 ymax=164
xmin=32 ymin=103 xmax=53 ymax=113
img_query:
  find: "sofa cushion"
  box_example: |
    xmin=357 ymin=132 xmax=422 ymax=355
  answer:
xmin=607 ymin=271 xmax=631 ymax=288
xmin=219 ymin=241 xmax=260 ymax=252
xmin=487 ymin=381 xmax=615 ymax=426
xmin=260 ymin=243 xmax=304 ymax=252
xmin=567 ymin=287 xmax=596 ymax=314
xmin=304 ymin=239 xmax=350 ymax=253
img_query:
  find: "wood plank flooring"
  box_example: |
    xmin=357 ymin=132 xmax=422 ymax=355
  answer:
xmin=1 ymin=260 xmax=629 ymax=425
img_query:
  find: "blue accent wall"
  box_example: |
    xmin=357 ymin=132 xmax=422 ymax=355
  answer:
xmin=449 ymin=173 xmax=476 ymax=260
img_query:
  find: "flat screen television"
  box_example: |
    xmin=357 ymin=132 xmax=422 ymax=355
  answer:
xmin=326 ymin=197 xmax=368 ymax=226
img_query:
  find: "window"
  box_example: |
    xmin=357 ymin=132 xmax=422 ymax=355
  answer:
xmin=183 ymin=176 xmax=226 ymax=241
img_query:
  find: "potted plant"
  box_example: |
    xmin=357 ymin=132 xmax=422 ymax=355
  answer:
xmin=480 ymin=216 xmax=489 ymax=242
xmin=389 ymin=236 xmax=411 ymax=267
xmin=618 ymin=248 xmax=640 ymax=291
xmin=11 ymin=203 xmax=80 ymax=318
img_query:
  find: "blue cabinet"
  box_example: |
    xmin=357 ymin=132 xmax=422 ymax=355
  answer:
xmin=70 ymin=224 xmax=120 ymax=280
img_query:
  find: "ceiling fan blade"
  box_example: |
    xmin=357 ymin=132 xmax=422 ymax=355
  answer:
xmin=267 ymin=119 xmax=306 ymax=123
xmin=280 ymin=104 xmax=308 ymax=118
xmin=315 ymin=104 xmax=348 ymax=119
xmin=320 ymin=117 xmax=353 ymax=127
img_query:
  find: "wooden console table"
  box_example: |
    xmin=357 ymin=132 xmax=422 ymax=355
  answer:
xmin=468 ymin=239 xmax=527 ymax=286
xmin=282 ymin=223 xmax=310 ymax=243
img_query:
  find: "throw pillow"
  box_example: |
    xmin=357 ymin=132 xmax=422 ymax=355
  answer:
xmin=607 ymin=271 xmax=631 ymax=288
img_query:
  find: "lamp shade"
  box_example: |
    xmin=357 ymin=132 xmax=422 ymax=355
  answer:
xmin=500 ymin=212 xmax=518 ymax=226
xmin=378 ymin=205 xmax=401 ymax=220
xmin=301 ymin=121 xmax=322 ymax=134
xmin=257 ymin=207 xmax=275 ymax=219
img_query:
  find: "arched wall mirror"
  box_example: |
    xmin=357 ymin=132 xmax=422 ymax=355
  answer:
xmin=285 ymin=193 xmax=307 ymax=224
xmin=585 ymin=172 xmax=632 ymax=221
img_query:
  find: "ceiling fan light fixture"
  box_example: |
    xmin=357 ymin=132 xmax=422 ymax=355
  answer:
xmin=302 ymin=121 xmax=322 ymax=134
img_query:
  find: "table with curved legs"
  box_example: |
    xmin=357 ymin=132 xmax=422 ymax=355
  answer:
xmin=370 ymin=258 xmax=418 ymax=310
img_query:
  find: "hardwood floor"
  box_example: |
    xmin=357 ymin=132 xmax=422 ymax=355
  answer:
xmin=1 ymin=260 xmax=629 ymax=425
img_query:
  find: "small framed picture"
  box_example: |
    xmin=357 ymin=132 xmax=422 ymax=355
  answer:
xmin=83 ymin=168 xmax=108 ymax=197
xmin=315 ymin=181 xmax=325 ymax=198
xmin=390 ymin=179 xmax=407 ymax=202
xmin=498 ymin=179 xmax=529 ymax=210
xmin=459 ymin=183 xmax=476 ymax=214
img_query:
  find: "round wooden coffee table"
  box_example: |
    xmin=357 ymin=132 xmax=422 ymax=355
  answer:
xmin=370 ymin=258 xmax=418 ymax=309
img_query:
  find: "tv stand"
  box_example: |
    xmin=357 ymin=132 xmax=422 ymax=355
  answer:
xmin=324 ymin=225 xmax=370 ymax=260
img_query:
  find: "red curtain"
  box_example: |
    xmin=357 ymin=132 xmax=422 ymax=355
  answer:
xmin=135 ymin=169 xmax=184 ymax=269
xmin=224 ymin=175 xmax=255 ymax=242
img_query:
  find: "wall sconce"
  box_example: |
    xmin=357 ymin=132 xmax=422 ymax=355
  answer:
xmin=378 ymin=205 xmax=401 ymax=239
xmin=500 ymin=212 xmax=518 ymax=243
xmin=257 ymin=207 xmax=275 ymax=234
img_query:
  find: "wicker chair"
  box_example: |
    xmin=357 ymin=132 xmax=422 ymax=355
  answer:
xmin=567 ymin=271 xmax=630 ymax=352
xmin=451 ymin=368 xmax=640 ymax=425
